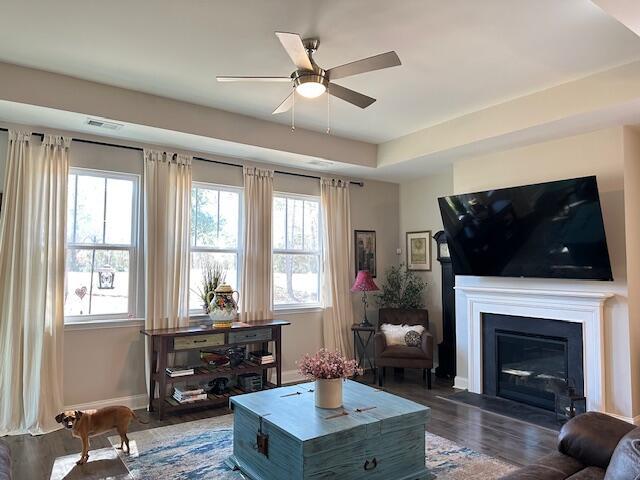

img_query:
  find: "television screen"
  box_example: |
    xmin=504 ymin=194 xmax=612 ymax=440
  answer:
xmin=438 ymin=176 xmax=613 ymax=281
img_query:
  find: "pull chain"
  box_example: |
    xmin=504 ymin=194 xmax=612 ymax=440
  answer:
xmin=326 ymin=87 xmax=331 ymax=135
xmin=291 ymin=86 xmax=296 ymax=132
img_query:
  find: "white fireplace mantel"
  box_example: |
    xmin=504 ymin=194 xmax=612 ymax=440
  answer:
xmin=455 ymin=285 xmax=614 ymax=412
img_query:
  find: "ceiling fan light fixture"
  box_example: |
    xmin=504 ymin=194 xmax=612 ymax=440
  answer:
xmin=292 ymin=70 xmax=329 ymax=99
xmin=296 ymin=81 xmax=326 ymax=98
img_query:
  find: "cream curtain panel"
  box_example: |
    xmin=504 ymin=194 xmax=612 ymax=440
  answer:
xmin=143 ymin=149 xmax=192 ymax=331
xmin=0 ymin=132 xmax=70 ymax=436
xmin=240 ymin=166 xmax=274 ymax=322
xmin=321 ymin=178 xmax=354 ymax=357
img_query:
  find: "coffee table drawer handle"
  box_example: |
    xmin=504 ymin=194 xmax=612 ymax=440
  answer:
xmin=364 ymin=458 xmax=377 ymax=471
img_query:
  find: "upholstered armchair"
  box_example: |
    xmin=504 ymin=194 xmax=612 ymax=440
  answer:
xmin=374 ymin=308 xmax=433 ymax=389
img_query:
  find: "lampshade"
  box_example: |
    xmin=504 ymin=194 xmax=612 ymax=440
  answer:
xmin=351 ymin=270 xmax=379 ymax=292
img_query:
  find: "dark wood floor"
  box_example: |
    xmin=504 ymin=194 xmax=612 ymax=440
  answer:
xmin=4 ymin=372 xmax=557 ymax=479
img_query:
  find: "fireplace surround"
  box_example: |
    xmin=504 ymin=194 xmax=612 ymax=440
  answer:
xmin=456 ymin=286 xmax=613 ymax=412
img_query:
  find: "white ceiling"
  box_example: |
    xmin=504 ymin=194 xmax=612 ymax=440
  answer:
xmin=1 ymin=0 xmax=639 ymax=143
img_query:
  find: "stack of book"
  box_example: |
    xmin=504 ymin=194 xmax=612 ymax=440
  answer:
xmin=249 ymin=350 xmax=274 ymax=365
xmin=173 ymin=384 xmax=207 ymax=404
xmin=166 ymin=365 xmax=194 ymax=377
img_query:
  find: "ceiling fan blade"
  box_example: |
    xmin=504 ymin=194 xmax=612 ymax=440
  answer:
xmin=328 ymin=83 xmax=376 ymax=109
xmin=327 ymin=51 xmax=401 ymax=80
xmin=272 ymin=92 xmax=294 ymax=114
xmin=216 ymin=76 xmax=291 ymax=82
xmin=275 ymin=32 xmax=313 ymax=71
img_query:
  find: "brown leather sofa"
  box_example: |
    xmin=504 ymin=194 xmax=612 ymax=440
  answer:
xmin=374 ymin=308 xmax=433 ymax=389
xmin=501 ymin=412 xmax=640 ymax=479
xmin=0 ymin=440 xmax=11 ymax=480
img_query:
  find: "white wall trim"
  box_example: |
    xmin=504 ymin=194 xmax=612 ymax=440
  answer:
xmin=281 ymin=369 xmax=307 ymax=385
xmin=456 ymin=286 xmax=614 ymax=412
xmin=65 ymin=394 xmax=148 ymax=412
xmin=453 ymin=376 xmax=469 ymax=390
xmin=606 ymin=412 xmax=640 ymax=426
xmin=65 ymin=318 xmax=145 ymax=331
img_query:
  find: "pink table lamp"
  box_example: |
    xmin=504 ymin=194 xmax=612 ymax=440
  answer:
xmin=351 ymin=270 xmax=379 ymax=327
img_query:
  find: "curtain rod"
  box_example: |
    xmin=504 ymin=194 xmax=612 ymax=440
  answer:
xmin=0 ymin=127 xmax=364 ymax=187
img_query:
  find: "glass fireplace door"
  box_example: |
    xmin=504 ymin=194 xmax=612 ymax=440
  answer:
xmin=496 ymin=332 xmax=568 ymax=411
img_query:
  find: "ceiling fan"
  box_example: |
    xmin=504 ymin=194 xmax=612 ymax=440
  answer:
xmin=217 ymin=32 xmax=401 ymax=115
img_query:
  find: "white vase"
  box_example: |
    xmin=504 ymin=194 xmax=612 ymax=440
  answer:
xmin=315 ymin=378 xmax=343 ymax=409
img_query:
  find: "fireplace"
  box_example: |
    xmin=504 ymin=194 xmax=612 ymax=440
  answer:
xmin=483 ymin=313 xmax=584 ymax=411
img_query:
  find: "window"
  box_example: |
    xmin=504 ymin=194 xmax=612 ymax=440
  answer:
xmin=189 ymin=184 xmax=242 ymax=312
xmin=65 ymin=169 xmax=139 ymax=320
xmin=272 ymin=194 xmax=321 ymax=308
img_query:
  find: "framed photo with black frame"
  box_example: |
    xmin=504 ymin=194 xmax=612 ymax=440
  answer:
xmin=354 ymin=230 xmax=377 ymax=277
xmin=406 ymin=230 xmax=432 ymax=271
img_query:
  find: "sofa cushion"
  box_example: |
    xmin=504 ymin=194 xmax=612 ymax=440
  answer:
xmin=604 ymin=427 xmax=640 ymax=480
xmin=380 ymin=345 xmax=428 ymax=359
xmin=500 ymin=451 xmax=585 ymax=480
xmin=0 ymin=440 xmax=11 ymax=480
xmin=567 ymin=466 xmax=606 ymax=479
xmin=559 ymin=412 xmax=636 ymax=470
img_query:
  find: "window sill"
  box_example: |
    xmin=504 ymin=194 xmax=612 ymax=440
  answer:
xmin=64 ymin=318 xmax=145 ymax=331
xmin=274 ymin=305 xmax=324 ymax=315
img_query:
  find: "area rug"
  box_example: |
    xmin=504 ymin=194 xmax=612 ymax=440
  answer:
xmin=108 ymin=415 xmax=515 ymax=479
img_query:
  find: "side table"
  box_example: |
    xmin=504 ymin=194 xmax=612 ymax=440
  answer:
xmin=351 ymin=324 xmax=376 ymax=376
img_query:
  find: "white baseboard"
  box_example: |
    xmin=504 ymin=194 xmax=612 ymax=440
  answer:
xmin=453 ymin=376 xmax=468 ymax=390
xmin=605 ymin=412 xmax=640 ymax=425
xmin=65 ymin=393 xmax=148 ymax=412
xmin=281 ymin=369 xmax=306 ymax=385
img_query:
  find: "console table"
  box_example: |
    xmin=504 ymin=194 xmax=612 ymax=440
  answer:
xmin=141 ymin=320 xmax=290 ymax=419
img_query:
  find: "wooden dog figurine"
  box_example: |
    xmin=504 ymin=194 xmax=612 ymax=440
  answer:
xmin=55 ymin=405 xmax=147 ymax=465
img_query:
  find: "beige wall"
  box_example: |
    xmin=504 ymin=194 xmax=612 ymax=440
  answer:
xmin=623 ymin=126 xmax=640 ymax=415
xmin=452 ymin=127 xmax=636 ymax=420
xmin=398 ymin=168 xmax=454 ymax=362
xmin=0 ymin=128 xmax=399 ymax=408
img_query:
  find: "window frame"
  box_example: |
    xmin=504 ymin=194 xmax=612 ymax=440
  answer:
xmin=64 ymin=167 xmax=141 ymax=323
xmin=272 ymin=191 xmax=323 ymax=311
xmin=189 ymin=182 xmax=244 ymax=314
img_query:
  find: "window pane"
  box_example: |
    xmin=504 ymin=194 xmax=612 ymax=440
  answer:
xmin=105 ymin=178 xmax=133 ymax=245
xmin=218 ymin=190 xmax=239 ymax=249
xmin=64 ymin=249 xmax=130 ymax=316
xmin=75 ymin=175 xmax=106 ymax=244
xmin=91 ymin=250 xmax=130 ymax=315
xmin=286 ymin=198 xmax=304 ymax=250
xmin=193 ymin=188 xmax=219 ymax=247
xmin=190 ymin=252 xmax=238 ymax=312
xmin=67 ymin=174 xmax=76 ymax=244
xmin=65 ymin=249 xmax=93 ymax=315
xmin=273 ymin=254 xmax=319 ymax=306
xmin=303 ymin=200 xmax=319 ymax=251
xmin=273 ymin=197 xmax=286 ymax=249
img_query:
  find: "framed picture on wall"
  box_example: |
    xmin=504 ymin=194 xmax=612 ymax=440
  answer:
xmin=354 ymin=230 xmax=377 ymax=277
xmin=406 ymin=230 xmax=432 ymax=271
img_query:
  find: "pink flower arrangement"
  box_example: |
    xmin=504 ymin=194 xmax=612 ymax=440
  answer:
xmin=297 ymin=349 xmax=362 ymax=380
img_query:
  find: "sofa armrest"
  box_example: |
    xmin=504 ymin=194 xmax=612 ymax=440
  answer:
xmin=421 ymin=330 xmax=434 ymax=360
xmin=374 ymin=332 xmax=387 ymax=358
xmin=558 ymin=412 xmax=635 ymax=469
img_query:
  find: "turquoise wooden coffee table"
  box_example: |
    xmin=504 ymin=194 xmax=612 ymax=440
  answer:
xmin=227 ymin=380 xmax=431 ymax=480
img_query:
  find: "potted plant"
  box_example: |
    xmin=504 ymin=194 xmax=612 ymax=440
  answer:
xmin=195 ymin=261 xmax=227 ymax=314
xmin=376 ymin=263 xmax=427 ymax=311
xmin=298 ymin=349 xmax=361 ymax=409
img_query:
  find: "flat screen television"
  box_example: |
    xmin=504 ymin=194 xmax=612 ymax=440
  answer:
xmin=438 ymin=176 xmax=613 ymax=281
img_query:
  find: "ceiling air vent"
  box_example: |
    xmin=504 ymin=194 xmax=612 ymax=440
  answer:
xmin=86 ymin=118 xmax=124 ymax=130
